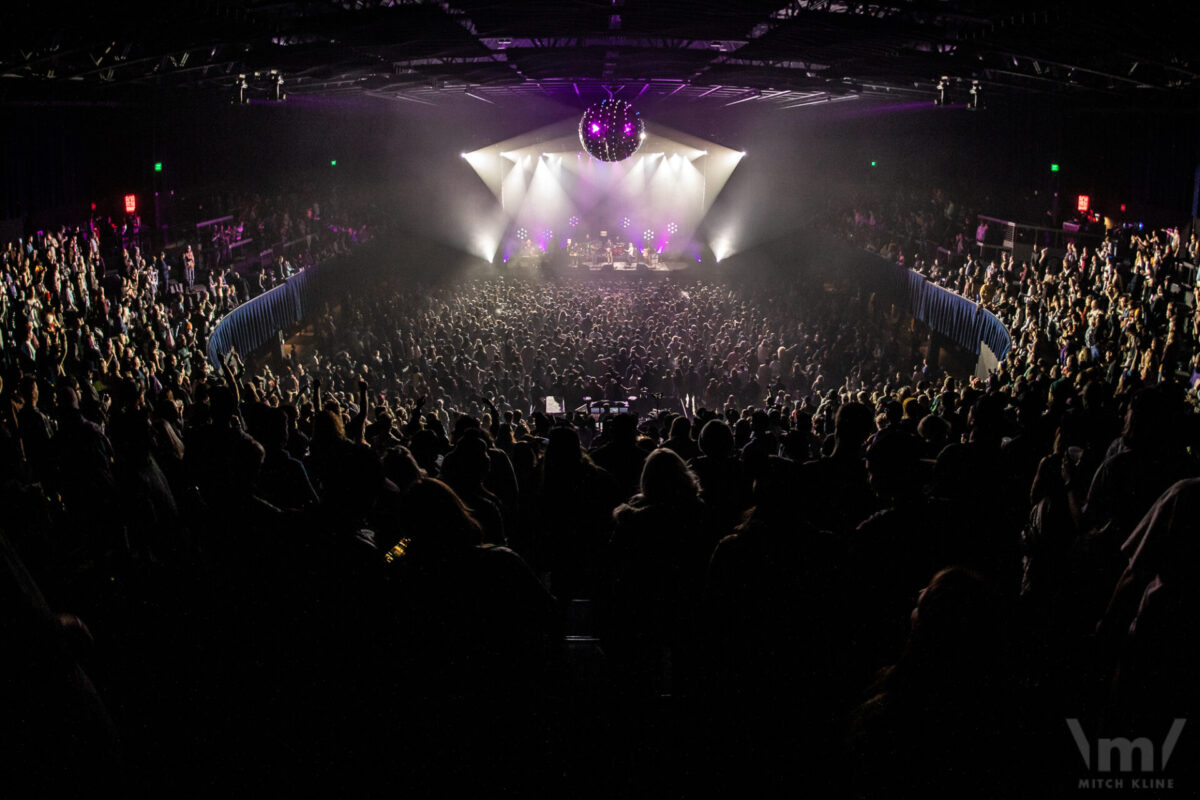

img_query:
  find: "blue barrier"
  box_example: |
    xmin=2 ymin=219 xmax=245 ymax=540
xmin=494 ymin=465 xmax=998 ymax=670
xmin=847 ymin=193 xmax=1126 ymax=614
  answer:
xmin=893 ymin=262 xmax=1012 ymax=361
xmin=207 ymin=265 xmax=326 ymax=367
xmin=831 ymin=235 xmax=1013 ymax=361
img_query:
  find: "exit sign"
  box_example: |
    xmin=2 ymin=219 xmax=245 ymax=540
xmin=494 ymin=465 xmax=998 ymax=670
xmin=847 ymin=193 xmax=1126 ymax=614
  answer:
xmin=1077 ymin=194 xmax=1090 ymax=213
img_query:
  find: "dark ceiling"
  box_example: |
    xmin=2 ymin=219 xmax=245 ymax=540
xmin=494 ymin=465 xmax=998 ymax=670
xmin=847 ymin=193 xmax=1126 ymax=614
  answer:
xmin=2 ymin=0 xmax=1197 ymax=109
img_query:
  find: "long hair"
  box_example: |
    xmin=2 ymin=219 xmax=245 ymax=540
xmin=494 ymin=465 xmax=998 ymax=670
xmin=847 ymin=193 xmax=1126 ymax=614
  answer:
xmin=310 ymin=409 xmax=346 ymax=451
xmin=638 ymin=448 xmax=700 ymax=506
xmin=877 ymin=566 xmax=1001 ymax=700
xmin=395 ymin=477 xmax=483 ymax=556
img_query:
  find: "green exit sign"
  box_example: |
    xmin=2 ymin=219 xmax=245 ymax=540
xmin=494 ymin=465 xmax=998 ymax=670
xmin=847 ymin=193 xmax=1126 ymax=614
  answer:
xmin=870 ymin=160 xmax=877 ymax=167
xmin=1050 ymin=163 xmax=1060 ymax=172
xmin=154 ymin=162 xmax=163 ymax=172
xmin=330 ymin=160 xmax=337 ymax=166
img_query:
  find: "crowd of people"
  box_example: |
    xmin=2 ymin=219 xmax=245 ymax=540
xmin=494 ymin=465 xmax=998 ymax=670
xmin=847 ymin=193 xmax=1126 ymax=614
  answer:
xmin=841 ymin=190 xmax=1200 ymax=392
xmin=2 ymin=178 xmax=1198 ymax=795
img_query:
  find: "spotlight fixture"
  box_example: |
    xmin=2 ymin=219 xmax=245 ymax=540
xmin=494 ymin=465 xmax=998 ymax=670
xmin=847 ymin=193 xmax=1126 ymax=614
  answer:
xmin=516 ymin=227 xmax=528 ymax=240
xmin=666 ymin=222 xmax=678 ymax=235
xmin=569 ymin=216 xmax=580 ymax=228
xmin=621 ymin=217 xmax=631 ymax=229
xmin=968 ymin=80 xmax=983 ymax=111
xmin=579 ymin=99 xmax=645 ymax=162
xmin=643 ymin=229 xmax=654 ymax=241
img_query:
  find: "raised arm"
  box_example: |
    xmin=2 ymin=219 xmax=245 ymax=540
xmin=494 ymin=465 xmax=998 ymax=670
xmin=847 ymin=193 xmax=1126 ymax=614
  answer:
xmin=347 ymin=376 xmax=370 ymax=444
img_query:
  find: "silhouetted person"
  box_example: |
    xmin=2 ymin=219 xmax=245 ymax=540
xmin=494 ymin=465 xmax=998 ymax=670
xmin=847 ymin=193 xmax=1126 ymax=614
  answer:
xmin=688 ymin=419 xmax=752 ymax=533
xmin=800 ymin=401 xmax=877 ymax=533
xmin=850 ymin=567 xmax=1017 ymax=799
xmin=607 ymin=449 xmax=713 ymax=696
xmin=590 ymin=412 xmax=647 ymax=501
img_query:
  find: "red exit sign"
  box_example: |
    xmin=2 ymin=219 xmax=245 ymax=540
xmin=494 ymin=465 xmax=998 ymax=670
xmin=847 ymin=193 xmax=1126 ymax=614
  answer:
xmin=1076 ymin=194 xmax=1090 ymax=213
xmin=124 ymin=194 xmax=137 ymax=213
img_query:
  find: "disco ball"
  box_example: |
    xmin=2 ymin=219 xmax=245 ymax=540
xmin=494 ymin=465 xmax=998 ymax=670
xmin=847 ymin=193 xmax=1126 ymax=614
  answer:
xmin=579 ymin=99 xmax=645 ymax=162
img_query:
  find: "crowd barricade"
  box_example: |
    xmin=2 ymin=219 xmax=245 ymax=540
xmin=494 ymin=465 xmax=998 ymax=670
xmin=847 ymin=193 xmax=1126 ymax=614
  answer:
xmin=782 ymin=228 xmax=1014 ymax=362
xmin=207 ymin=262 xmax=327 ymax=366
xmin=894 ymin=263 xmax=1012 ymax=360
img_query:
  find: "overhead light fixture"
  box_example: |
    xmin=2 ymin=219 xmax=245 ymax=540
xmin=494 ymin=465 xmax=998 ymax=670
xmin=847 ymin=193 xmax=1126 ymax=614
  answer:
xmin=579 ymin=99 xmax=645 ymax=162
xmin=968 ymin=80 xmax=983 ymax=111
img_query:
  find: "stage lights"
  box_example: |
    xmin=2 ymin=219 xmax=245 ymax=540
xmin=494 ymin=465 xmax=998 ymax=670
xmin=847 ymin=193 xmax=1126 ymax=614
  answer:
xmin=712 ymin=238 xmax=733 ymax=263
xmin=968 ymin=80 xmax=983 ymax=111
xmin=463 ymin=127 xmax=747 ymax=271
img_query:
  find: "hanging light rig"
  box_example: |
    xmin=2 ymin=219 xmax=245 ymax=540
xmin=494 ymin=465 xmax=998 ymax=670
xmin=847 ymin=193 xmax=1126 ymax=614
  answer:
xmin=579 ymin=99 xmax=646 ymax=162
